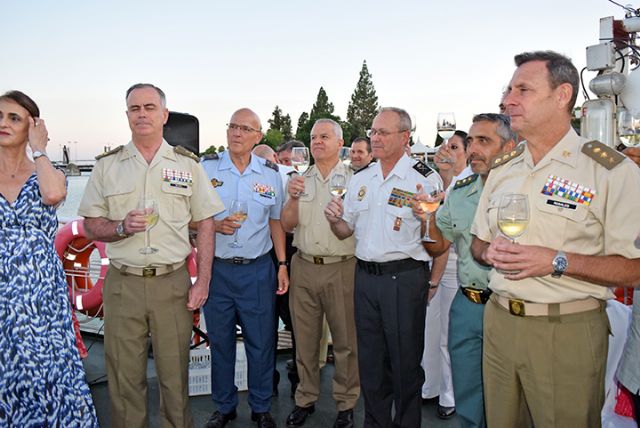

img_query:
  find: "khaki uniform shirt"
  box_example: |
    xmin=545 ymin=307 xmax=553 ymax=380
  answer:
xmin=78 ymin=140 xmax=223 ymax=266
xmin=291 ymin=161 xmax=355 ymax=256
xmin=471 ymin=129 xmax=640 ymax=303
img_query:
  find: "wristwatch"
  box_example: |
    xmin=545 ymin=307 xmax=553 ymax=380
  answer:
xmin=551 ymin=250 xmax=568 ymax=278
xmin=32 ymin=150 xmax=48 ymax=160
xmin=115 ymin=221 xmax=130 ymax=238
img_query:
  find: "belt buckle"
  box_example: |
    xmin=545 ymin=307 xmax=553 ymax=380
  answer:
xmin=509 ymin=299 xmax=525 ymax=316
xmin=232 ymin=257 xmax=244 ymax=265
xmin=313 ymin=256 xmax=324 ymax=265
xmin=467 ymin=289 xmax=482 ymax=304
xmin=142 ymin=267 xmax=156 ymax=278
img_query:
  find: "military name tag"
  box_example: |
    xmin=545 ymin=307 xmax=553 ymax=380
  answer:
xmin=387 ymin=187 xmax=414 ymax=208
xmin=541 ymin=174 xmax=595 ymax=206
xmin=393 ymin=216 xmax=402 ymax=231
xmin=546 ymin=199 xmax=577 ymax=210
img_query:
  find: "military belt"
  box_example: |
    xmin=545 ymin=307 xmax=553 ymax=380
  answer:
xmin=492 ymin=294 xmax=602 ymax=317
xmin=111 ymin=260 xmax=185 ymax=277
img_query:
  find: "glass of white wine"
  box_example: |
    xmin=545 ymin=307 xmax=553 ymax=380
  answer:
xmin=329 ymin=173 xmax=347 ymax=198
xmin=339 ymin=147 xmax=351 ymax=168
xmin=291 ymin=147 xmax=310 ymax=196
xmin=419 ymin=181 xmax=444 ymax=243
xmin=498 ymin=193 xmax=529 ymax=242
xmin=139 ymin=198 xmax=159 ymax=254
xmin=228 ymin=199 xmax=248 ymax=248
xmin=437 ymin=112 xmax=456 ymax=164
xmin=618 ymin=109 xmax=640 ymax=147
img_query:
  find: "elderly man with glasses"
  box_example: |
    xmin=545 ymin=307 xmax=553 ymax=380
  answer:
xmin=326 ymin=107 xmax=441 ymax=427
xmin=201 ymin=108 xmax=289 ymax=428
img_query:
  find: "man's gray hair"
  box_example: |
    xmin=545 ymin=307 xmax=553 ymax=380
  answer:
xmin=514 ymin=51 xmax=579 ymax=113
xmin=125 ymin=83 xmax=167 ymax=107
xmin=313 ymin=118 xmax=343 ymax=140
xmin=472 ymin=113 xmax=517 ymax=145
xmin=378 ymin=107 xmax=412 ymax=133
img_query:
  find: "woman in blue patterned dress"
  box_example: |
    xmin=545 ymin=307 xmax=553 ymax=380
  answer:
xmin=0 ymin=91 xmax=98 ymax=427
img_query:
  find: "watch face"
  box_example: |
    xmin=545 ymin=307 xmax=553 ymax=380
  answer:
xmin=553 ymin=255 xmax=568 ymax=272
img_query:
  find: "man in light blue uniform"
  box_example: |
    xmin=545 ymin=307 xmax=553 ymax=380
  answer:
xmin=415 ymin=113 xmax=516 ymax=428
xmin=201 ymin=108 xmax=289 ymax=428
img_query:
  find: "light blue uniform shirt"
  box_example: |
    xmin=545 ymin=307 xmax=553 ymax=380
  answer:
xmin=201 ymin=151 xmax=283 ymax=259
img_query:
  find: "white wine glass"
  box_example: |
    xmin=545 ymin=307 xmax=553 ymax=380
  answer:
xmin=228 ymin=200 xmax=248 ymax=248
xmin=618 ymin=109 xmax=640 ymax=147
xmin=497 ymin=193 xmax=529 ymax=243
xmin=329 ymin=173 xmax=347 ymax=198
xmin=139 ymin=198 xmax=159 ymax=254
xmin=437 ymin=112 xmax=456 ymax=164
xmin=339 ymin=147 xmax=351 ymax=168
xmin=419 ymin=181 xmax=444 ymax=243
xmin=291 ymin=147 xmax=310 ymax=196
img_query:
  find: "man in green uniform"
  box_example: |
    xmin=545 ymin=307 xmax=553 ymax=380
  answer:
xmin=79 ymin=83 xmax=223 ymax=428
xmin=414 ymin=113 xmax=516 ymax=428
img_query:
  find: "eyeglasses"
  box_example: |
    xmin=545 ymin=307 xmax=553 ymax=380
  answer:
xmin=227 ymin=123 xmax=261 ymax=134
xmin=366 ymin=128 xmax=409 ymax=138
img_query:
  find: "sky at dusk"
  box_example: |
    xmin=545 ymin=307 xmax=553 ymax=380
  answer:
xmin=0 ymin=0 xmax=630 ymax=160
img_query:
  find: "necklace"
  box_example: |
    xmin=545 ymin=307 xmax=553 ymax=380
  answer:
xmin=2 ymin=160 xmax=23 ymax=179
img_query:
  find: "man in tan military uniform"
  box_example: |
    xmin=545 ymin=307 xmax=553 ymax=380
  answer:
xmin=281 ymin=119 xmax=359 ymax=428
xmin=470 ymin=52 xmax=640 ymax=427
xmin=79 ymin=83 xmax=223 ymax=428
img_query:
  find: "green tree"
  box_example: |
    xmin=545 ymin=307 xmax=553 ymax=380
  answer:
xmin=217 ymin=145 xmax=226 ymax=153
xmin=310 ymin=86 xmax=335 ymax=117
xmin=281 ymin=114 xmax=293 ymax=140
xmin=201 ymin=145 xmax=217 ymax=156
xmin=295 ymin=112 xmax=309 ymax=142
xmin=260 ymin=129 xmax=284 ymax=150
xmin=346 ymin=60 xmax=379 ymax=141
xmin=268 ymin=105 xmax=284 ymax=131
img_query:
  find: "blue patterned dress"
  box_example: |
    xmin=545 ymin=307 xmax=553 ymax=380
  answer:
xmin=0 ymin=173 xmax=98 ymax=427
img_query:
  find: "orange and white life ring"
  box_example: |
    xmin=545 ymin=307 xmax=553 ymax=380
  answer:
xmin=55 ymin=219 xmax=108 ymax=315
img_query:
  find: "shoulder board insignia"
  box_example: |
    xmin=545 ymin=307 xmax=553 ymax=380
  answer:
xmin=201 ymin=153 xmax=219 ymax=161
xmin=491 ymin=143 xmax=525 ymax=169
xmin=174 ymin=145 xmax=200 ymax=162
xmin=264 ymin=159 xmax=279 ymax=172
xmin=453 ymin=174 xmax=479 ymax=189
xmin=95 ymin=145 xmax=123 ymax=160
xmin=412 ymin=159 xmax=435 ymax=177
xmin=581 ymin=140 xmax=625 ymax=170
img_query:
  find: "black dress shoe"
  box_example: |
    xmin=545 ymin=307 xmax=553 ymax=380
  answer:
xmin=251 ymin=411 xmax=276 ymax=428
xmin=286 ymin=405 xmax=315 ymax=427
xmin=333 ymin=409 xmax=354 ymax=428
xmin=437 ymin=405 xmax=456 ymax=419
xmin=204 ymin=410 xmax=237 ymax=428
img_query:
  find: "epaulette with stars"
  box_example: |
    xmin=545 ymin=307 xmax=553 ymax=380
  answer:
xmin=174 ymin=145 xmax=200 ymax=162
xmin=491 ymin=143 xmax=525 ymax=169
xmin=264 ymin=159 xmax=279 ymax=172
xmin=412 ymin=159 xmax=435 ymax=178
xmin=95 ymin=145 xmax=123 ymax=160
xmin=581 ymin=140 xmax=625 ymax=170
xmin=201 ymin=153 xmax=219 ymax=161
xmin=453 ymin=174 xmax=479 ymax=190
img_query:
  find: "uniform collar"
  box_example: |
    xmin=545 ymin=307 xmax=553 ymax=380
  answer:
xmin=309 ymin=159 xmax=348 ymax=182
xmin=123 ymin=139 xmax=174 ymax=165
xmin=372 ymin=153 xmax=411 ymax=181
xmin=522 ymin=128 xmax=581 ymax=170
xmin=219 ymin=151 xmax=263 ymax=175
xmin=467 ymin=176 xmax=483 ymax=196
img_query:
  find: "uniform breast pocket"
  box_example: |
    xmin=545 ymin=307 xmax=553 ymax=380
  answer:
xmin=250 ymin=192 xmax=276 ymax=220
xmin=161 ymin=181 xmax=193 ymax=221
xmin=385 ymin=205 xmax=419 ymax=243
xmin=535 ymin=197 xmax=590 ymax=248
xmin=104 ymin=183 xmax=136 ymax=220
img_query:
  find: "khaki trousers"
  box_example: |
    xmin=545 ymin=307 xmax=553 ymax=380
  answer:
xmin=483 ymin=296 xmax=608 ymax=428
xmin=289 ymin=254 xmax=360 ymax=410
xmin=103 ymin=265 xmax=193 ymax=428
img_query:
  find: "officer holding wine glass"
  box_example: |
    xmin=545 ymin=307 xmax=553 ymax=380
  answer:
xmin=79 ymin=83 xmax=223 ymax=427
xmin=281 ymin=118 xmax=359 ymax=428
xmin=200 ymin=108 xmax=288 ymax=428
xmin=470 ymin=51 xmax=640 ymax=427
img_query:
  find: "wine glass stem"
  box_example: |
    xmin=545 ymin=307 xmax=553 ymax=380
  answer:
xmin=145 ymin=229 xmax=150 ymax=249
xmin=424 ymin=213 xmax=431 ymax=240
xmin=233 ymin=228 xmax=239 ymax=245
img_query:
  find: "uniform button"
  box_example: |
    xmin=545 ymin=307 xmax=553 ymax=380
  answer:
xmin=391 ymin=275 xmax=397 ymax=280
xmin=453 ymin=224 xmax=456 ymax=227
